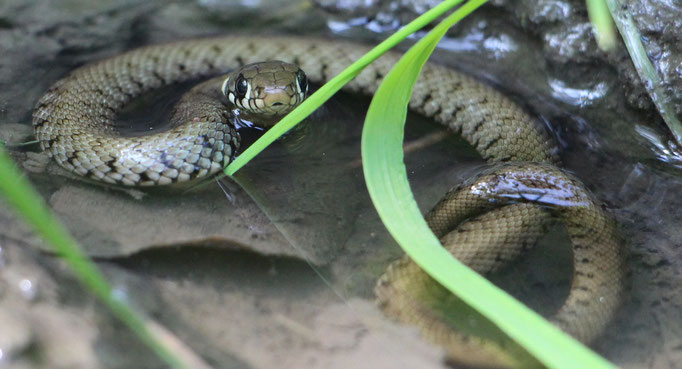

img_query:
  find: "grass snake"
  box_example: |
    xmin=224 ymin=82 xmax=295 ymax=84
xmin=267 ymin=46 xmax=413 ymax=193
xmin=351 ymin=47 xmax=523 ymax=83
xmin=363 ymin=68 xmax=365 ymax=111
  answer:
xmin=31 ymin=36 xmax=627 ymax=367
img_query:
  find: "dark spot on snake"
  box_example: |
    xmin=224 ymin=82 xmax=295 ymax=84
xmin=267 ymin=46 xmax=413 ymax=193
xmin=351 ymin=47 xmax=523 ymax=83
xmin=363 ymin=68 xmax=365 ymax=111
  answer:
xmin=159 ymin=152 xmax=171 ymax=168
xmin=498 ymin=155 xmax=513 ymax=162
xmin=131 ymin=79 xmax=143 ymax=89
xmin=430 ymin=105 xmax=443 ymax=119
xmin=576 ymin=299 xmax=590 ymax=306
xmin=472 ymin=118 xmax=487 ymax=134
xmin=421 ymin=93 xmax=433 ymax=106
xmin=200 ymin=135 xmax=213 ymax=149
xmin=236 ymin=56 xmax=245 ymax=66
xmin=178 ymin=63 xmax=186 ymax=71
xmin=293 ymin=56 xmax=301 ymax=66
xmin=572 ymin=230 xmax=589 ymax=238
xmin=211 ymin=45 xmax=221 ymax=54
xmin=451 ymin=105 xmax=464 ymax=120
xmin=152 ymin=71 xmax=167 ymax=84
xmin=482 ymin=136 xmax=501 ymax=151
xmin=449 ymin=81 xmax=462 ymax=91
xmin=139 ymin=171 xmax=155 ymax=182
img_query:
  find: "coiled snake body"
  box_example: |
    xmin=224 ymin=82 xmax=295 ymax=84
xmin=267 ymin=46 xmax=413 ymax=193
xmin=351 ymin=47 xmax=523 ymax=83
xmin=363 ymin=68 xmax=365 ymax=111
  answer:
xmin=32 ymin=36 xmax=627 ymax=367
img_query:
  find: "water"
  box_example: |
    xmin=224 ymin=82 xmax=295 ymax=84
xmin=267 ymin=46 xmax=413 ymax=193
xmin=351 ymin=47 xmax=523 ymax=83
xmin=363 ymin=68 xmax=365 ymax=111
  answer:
xmin=1 ymin=1 xmax=681 ymax=368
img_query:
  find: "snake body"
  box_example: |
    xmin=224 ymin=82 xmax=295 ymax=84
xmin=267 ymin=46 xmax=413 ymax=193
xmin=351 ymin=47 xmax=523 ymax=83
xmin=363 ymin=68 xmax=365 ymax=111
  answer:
xmin=32 ymin=36 xmax=626 ymax=366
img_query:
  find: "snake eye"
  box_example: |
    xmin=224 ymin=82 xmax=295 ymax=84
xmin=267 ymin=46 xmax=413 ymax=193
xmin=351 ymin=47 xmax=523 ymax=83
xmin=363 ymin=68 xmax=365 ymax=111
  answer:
xmin=296 ymin=69 xmax=308 ymax=94
xmin=235 ymin=74 xmax=248 ymax=98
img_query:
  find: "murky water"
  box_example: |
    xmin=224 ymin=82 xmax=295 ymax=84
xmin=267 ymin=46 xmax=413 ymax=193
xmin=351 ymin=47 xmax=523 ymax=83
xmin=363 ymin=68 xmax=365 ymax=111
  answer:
xmin=1 ymin=1 xmax=682 ymax=368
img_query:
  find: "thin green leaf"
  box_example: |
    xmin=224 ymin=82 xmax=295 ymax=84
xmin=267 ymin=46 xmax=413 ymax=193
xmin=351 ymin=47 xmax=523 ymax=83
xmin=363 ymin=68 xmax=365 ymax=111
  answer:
xmin=605 ymin=0 xmax=682 ymax=145
xmin=586 ymin=0 xmax=616 ymax=50
xmin=361 ymin=1 xmax=618 ymax=368
xmin=0 ymin=148 xmax=206 ymax=369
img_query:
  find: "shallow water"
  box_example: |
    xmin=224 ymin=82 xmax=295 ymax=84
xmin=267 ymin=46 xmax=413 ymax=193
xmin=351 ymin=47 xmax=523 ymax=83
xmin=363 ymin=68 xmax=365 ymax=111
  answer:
xmin=1 ymin=1 xmax=682 ymax=368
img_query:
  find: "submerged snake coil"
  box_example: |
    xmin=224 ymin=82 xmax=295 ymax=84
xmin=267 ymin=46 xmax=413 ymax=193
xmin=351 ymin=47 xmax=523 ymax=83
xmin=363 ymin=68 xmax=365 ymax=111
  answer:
xmin=32 ymin=36 xmax=626 ymax=367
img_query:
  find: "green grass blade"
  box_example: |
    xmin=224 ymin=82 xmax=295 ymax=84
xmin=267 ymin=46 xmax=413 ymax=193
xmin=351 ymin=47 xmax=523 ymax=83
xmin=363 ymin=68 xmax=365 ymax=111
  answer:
xmin=361 ymin=1 xmax=618 ymax=368
xmin=224 ymin=0 xmax=467 ymax=176
xmin=0 ymin=148 xmax=203 ymax=369
xmin=604 ymin=0 xmax=682 ymax=145
xmin=586 ymin=0 xmax=616 ymax=50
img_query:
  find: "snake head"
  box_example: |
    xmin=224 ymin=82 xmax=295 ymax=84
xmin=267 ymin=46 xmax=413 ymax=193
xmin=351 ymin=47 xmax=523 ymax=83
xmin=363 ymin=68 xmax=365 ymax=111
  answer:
xmin=221 ymin=60 xmax=308 ymax=127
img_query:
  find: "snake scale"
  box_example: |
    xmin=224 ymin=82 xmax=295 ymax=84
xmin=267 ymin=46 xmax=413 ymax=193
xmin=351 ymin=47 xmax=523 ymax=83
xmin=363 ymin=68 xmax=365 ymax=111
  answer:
xmin=32 ymin=36 xmax=627 ymax=367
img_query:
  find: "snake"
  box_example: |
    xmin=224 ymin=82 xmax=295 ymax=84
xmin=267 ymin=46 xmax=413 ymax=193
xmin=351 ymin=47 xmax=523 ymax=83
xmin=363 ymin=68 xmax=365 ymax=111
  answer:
xmin=31 ymin=36 xmax=627 ymax=367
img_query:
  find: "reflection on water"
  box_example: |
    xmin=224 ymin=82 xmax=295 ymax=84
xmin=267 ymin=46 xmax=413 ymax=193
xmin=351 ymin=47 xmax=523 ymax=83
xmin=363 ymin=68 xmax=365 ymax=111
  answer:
xmin=635 ymin=124 xmax=682 ymax=169
xmin=548 ymin=78 xmax=609 ymax=107
xmin=468 ymin=166 xmax=591 ymax=207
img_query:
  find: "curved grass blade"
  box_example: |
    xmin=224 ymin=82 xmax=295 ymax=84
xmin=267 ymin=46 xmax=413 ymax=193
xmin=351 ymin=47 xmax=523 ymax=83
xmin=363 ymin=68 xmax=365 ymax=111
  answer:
xmin=0 ymin=148 xmax=210 ymax=369
xmin=604 ymin=0 xmax=682 ymax=145
xmin=361 ymin=2 xmax=618 ymax=368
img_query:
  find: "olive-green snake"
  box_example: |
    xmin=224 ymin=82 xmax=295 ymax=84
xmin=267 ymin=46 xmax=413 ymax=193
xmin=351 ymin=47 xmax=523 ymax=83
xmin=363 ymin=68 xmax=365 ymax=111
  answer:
xmin=31 ymin=36 xmax=627 ymax=367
